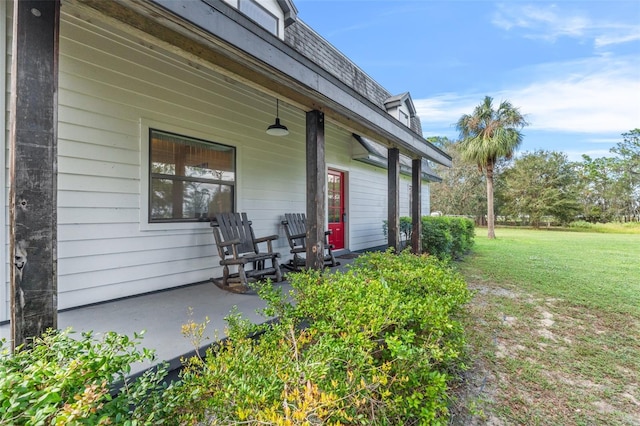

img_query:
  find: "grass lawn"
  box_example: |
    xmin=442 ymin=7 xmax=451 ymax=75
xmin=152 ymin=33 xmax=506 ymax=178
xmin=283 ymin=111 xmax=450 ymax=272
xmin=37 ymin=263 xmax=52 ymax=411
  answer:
xmin=453 ymin=227 xmax=640 ymax=425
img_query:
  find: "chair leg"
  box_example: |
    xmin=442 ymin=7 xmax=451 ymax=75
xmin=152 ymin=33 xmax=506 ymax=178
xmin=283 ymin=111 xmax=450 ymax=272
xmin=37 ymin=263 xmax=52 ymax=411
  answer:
xmin=273 ymin=257 xmax=283 ymax=282
xmin=222 ymin=265 xmax=230 ymax=287
xmin=238 ymin=265 xmax=248 ymax=288
xmin=325 ymin=246 xmax=339 ymax=268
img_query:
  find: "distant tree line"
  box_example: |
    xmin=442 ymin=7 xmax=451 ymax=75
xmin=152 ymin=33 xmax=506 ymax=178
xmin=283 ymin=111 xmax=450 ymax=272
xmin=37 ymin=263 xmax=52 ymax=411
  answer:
xmin=429 ymin=128 xmax=640 ymax=227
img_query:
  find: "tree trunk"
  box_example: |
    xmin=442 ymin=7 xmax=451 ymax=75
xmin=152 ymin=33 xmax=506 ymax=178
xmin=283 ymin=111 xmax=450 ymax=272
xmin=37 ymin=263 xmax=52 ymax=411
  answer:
xmin=486 ymin=163 xmax=496 ymax=239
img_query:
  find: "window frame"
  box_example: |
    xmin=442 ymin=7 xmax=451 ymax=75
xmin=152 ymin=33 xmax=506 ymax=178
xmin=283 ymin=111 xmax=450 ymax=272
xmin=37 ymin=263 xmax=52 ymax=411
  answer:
xmin=239 ymin=0 xmax=279 ymax=36
xmin=399 ymin=109 xmax=410 ymax=127
xmin=140 ymin=120 xmax=238 ymax=231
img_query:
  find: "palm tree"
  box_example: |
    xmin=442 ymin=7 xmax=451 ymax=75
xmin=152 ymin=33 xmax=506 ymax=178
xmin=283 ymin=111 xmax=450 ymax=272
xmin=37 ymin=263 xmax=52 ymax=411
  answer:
xmin=456 ymin=96 xmax=528 ymax=239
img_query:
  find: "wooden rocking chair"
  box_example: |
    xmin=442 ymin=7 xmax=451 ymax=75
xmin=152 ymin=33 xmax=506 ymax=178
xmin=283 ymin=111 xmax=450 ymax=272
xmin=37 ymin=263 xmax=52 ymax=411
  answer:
xmin=281 ymin=213 xmax=339 ymax=271
xmin=211 ymin=212 xmax=283 ymax=293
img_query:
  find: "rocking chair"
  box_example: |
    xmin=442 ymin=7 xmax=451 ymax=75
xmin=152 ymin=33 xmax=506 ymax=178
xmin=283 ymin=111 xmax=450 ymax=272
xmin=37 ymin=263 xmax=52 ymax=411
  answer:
xmin=281 ymin=213 xmax=339 ymax=271
xmin=211 ymin=212 xmax=283 ymax=293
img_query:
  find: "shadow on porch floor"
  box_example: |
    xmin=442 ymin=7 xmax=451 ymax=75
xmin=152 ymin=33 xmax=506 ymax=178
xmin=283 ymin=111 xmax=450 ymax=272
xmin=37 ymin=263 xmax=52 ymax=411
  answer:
xmin=1 ymin=257 xmax=356 ymax=377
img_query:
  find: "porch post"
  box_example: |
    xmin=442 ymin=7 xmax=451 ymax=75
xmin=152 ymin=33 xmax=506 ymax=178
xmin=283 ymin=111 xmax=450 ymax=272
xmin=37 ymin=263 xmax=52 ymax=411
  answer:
xmin=10 ymin=0 xmax=60 ymax=348
xmin=306 ymin=110 xmax=326 ymax=270
xmin=411 ymin=158 xmax=422 ymax=254
xmin=387 ymin=147 xmax=400 ymax=252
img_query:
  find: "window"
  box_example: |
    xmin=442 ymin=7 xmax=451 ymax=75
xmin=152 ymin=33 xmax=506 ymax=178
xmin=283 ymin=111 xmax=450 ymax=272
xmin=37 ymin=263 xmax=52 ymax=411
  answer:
xmin=399 ymin=109 xmax=409 ymax=127
xmin=239 ymin=0 xmax=279 ymax=36
xmin=149 ymin=129 xmax=235 ymax=222
xmin=328 ymin=172 xmax=341 ymax=223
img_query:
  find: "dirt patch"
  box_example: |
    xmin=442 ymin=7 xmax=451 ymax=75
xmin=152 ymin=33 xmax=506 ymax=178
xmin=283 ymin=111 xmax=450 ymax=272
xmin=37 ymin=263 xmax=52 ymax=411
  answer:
xmin=448 ymin=354 xmax=505 ymax=426
xmin=469 ymin=284 xmax=520 ymax=299
xmin=537 ymin=309 xmax=556 ymax=340
xmin=453 ymin=282 xmax=640 ymax=425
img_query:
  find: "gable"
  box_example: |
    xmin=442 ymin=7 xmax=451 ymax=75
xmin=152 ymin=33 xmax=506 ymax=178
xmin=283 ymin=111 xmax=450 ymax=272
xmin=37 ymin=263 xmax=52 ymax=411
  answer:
xmin=384 ymin=92 xmax=419 ymax=132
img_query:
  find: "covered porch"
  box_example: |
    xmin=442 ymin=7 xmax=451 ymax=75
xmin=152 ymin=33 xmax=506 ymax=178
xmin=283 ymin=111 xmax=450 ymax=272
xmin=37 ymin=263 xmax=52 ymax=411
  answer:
xmin=6 ymin=0 xmax=451 ymax=348
xmin=0 ymin=257 xmax=357 ymax=376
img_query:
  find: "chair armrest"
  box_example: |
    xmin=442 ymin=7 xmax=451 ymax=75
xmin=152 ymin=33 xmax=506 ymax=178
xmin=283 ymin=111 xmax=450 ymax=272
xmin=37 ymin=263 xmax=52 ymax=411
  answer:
xmin=217 ymin=238 xmax=241 ymax=247
xmin=289 ymin=232 xmax=306 ymax=240
xmin=216 ymin=238 xmax=242 ymax=259
xmin=254 ymin=234 xmax=279 ymax=243
xmin=254 ymin=234 xmax=278 ymax=254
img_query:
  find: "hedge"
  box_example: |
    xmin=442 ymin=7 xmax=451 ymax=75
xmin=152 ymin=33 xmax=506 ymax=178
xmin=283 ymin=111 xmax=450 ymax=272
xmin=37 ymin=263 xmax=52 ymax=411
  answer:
xmin=421 ymin=216 xmax=475 ymax=260
xmin=0 ymin=250 xmax=472 ymax=425
xmin=167 ymin=250 xmax=471 ymax=424
xmin=0 ymin=330 xmax=176 ymax=425
xmin=383 ymin=216 xmax=475 ymax=260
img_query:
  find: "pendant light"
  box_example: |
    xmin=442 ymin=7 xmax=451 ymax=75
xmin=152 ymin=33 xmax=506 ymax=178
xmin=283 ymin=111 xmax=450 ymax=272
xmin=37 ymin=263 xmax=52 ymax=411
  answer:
xmin=266 ymin=99 xmax=289 ymax=136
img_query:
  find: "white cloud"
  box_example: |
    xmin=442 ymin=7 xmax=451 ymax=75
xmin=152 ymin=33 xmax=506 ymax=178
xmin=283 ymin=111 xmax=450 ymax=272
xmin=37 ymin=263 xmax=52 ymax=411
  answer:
xmin=492 ymin=3 xmax=588 ymax=39
xmin=492 ymin=3 xmax=640 ymax=47
xmin=595 ymin=27 xmax=640 ymax=48
xmin=564 ymin=148 xmax=616 ymax=162
xmin=585 ymin=137 xmax=622 ymax=144
xmin=415 ymin=55 xmax=640 ymax=136
xmin=507 ymin=58 xmax=640 ymax=134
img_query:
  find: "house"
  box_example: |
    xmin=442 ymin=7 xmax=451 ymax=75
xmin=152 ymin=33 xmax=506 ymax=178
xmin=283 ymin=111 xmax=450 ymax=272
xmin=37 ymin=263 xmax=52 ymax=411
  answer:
xmin=2 ymin=0 xmax=451 ymax=345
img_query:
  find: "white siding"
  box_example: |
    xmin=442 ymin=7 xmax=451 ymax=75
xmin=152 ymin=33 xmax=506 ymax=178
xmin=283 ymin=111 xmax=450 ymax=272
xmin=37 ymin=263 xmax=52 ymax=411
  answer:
xmin=349 ymin=163 xmax=389 ymax=250
xmin=1 ymin=1 xmax=7 ymax=321
xmin=55 ymin=8 xmax=309 ymax=309
xmin=422 ymin=182 xmax=432 ymax=216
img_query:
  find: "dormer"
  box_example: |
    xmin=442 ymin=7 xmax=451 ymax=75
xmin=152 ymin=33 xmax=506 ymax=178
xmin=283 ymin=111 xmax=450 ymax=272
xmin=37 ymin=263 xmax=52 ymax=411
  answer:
xmin=222 ymin=0 xmax=298 ymax=39
xmin=384 ymin=92 xmax=417 ymax=129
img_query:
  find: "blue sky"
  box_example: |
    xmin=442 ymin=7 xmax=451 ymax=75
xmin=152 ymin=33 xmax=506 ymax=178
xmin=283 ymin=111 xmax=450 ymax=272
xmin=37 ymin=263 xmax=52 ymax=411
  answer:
xmin=294 ymin=1 xmax=640 ymax=161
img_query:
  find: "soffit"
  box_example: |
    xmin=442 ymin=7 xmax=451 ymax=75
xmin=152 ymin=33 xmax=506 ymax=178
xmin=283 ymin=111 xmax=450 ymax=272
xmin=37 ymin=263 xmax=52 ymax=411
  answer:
xmin=352 ymin=135 xmax=442 ymax=183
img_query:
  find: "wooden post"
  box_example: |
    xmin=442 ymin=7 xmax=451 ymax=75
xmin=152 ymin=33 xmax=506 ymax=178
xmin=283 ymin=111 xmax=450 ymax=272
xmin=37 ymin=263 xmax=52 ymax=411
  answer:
xmin=411 ymin=158 xmax=422 ymax=254
xmin=10 ymin=0 xmax=60 ymax=348
xmin=387 ymin=147 xmax=400 ymax=252
xmin=305 ymin=110 xmax=326 ymax=270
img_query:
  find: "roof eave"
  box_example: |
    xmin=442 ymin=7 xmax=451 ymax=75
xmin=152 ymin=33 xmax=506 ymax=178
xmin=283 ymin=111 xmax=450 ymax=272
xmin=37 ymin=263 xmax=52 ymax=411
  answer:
xmin=75 ymin=0 xmax=451 ymax=166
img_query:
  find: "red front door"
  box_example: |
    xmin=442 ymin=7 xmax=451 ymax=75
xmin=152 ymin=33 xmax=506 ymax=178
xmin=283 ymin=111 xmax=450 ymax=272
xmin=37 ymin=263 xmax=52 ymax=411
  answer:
xmin=328 ymin=170 xmax=345 ymax=250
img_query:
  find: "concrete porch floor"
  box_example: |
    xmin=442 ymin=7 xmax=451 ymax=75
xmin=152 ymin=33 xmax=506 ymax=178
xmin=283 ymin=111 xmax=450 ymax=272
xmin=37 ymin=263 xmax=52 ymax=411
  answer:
xmin=1 ymin=258 xmax=356 ymax=376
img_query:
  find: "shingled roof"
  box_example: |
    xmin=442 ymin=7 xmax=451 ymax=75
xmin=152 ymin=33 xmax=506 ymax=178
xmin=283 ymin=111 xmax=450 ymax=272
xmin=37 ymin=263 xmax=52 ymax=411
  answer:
xmin=285 ymin=20 xmax=423 ymax=135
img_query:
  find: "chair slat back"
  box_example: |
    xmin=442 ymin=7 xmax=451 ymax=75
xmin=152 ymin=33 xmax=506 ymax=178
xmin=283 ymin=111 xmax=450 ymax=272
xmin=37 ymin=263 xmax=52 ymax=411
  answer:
xmin=214 ymin=212 xmax=256 ymax=254
xmin=285 ymin=213 xmax=307 ymax=247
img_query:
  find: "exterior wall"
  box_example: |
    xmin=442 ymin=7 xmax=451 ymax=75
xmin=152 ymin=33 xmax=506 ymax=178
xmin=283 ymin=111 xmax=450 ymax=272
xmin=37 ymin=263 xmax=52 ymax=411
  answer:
xmin=349 ymin=163 xmax=388 ymax=250
xmin=324 ymin=125 xmax=429 ymax=252
xmin=1 ymin=1 xmax=8 ymax=322
xmin=347 ymin=165 xmax=431 ymax=251
xmin=422 ymin=182 xmax=432 ymax=217
xmin=54 ymin=7 xmax=309 ymax=310
xmin=54 ymin=4 xmax=412 ymax=312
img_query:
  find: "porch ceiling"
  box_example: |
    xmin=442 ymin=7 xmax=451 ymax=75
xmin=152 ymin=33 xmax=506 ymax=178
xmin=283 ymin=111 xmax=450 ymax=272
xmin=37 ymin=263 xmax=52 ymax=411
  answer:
xmin=69 ymin=0 xmax=452 ymax=167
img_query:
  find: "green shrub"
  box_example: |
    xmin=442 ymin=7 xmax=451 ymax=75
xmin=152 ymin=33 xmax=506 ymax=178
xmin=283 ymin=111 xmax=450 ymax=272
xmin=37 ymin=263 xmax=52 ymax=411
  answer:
xmin=168 ymin=250 xmax=471 ymax=425
xmin=569 ymin=220 xmax=593 ymax=230
xmin=0 ymin=329 xmax=176 ymax=425
xmin=421 ymin=216 xmax=475 ymax=260
xmin=382 ymin=216 xmax=414 ymax=242
xmin=568 ymin=220 xmax=640 ymax=234
xmin=384 ymin=216 xmax=475 ymax=260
